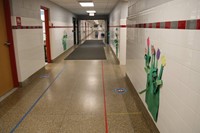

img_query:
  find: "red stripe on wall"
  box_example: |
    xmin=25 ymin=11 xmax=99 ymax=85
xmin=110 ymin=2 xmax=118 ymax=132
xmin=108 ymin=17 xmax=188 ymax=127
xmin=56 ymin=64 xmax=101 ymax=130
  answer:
xmin=109 ymin=25 xmax=127 ymax=28
xmin=165 ymin=22 xmax=171 ymax=29
xmin=149 ymin=23 xmax=152 ymax=28
xmin=127 ymin=19 xmax=200 ymax=30
xmin=12 ymin=26 xmax=42 ymax=29
xmin=178 ymin=20 xmax=186 ymax=29
xmin=156 ymin=22 xmax=160 ymax=28
xmin=49 ymin=26 xmax=73 ymax=28
xmin=120 ymin=25 xmax=127 ymax=28
xmin=109 ymin=26 xmax=120 ymax=28
xmin=196 ymin=19 xmax=200 ymax=29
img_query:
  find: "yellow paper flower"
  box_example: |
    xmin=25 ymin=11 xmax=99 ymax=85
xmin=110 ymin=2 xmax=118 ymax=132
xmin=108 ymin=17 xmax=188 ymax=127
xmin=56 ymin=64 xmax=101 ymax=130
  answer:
xmin=161 ymin=56 xmax=166 ymax=66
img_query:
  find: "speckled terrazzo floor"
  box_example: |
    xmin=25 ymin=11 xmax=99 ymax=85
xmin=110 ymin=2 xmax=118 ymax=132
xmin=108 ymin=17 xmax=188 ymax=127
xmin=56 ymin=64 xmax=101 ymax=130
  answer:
xmin=0 ymin=39 xmax=153 ymax=133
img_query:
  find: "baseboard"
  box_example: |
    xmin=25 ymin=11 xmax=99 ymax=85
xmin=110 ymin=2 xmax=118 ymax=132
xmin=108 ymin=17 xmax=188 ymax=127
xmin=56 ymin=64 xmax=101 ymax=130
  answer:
xmin=125 ymin=74 xmax=160 ymax=133
xmin=108 ymin=45 xmax=120 ymax=64
xmin=52 ymin=46 xmax=75 ymax=62
xmin=19 ymin=66 xmax=46 ymax=87
xmin=0 ymin=88 xmax=18 ymax=102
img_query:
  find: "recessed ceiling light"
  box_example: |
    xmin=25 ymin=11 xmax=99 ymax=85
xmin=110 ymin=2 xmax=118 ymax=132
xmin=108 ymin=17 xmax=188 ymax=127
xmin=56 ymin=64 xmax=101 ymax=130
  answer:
xmin=79 ymin=2 xmax=94 ymax=7
xmin=89 ymin=13 xmax=95 ymax=16
xmin=86 ymin=10 xmax=96 ymax=13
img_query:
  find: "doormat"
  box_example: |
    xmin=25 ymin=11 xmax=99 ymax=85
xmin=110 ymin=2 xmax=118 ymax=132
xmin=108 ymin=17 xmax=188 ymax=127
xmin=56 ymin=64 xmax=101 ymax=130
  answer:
xmin=113 ymin=88 xmax=128 ymax=94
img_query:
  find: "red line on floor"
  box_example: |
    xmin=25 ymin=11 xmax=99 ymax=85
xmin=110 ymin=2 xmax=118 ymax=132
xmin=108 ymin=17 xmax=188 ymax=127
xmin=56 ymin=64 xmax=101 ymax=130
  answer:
xmin=101 ymin=61 xmax=109 ymax=133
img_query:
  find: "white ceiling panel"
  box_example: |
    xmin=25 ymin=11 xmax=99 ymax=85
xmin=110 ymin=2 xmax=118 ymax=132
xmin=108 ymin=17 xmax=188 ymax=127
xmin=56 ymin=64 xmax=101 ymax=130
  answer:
xmin=49 ymin=0 xmax=120 ymax=15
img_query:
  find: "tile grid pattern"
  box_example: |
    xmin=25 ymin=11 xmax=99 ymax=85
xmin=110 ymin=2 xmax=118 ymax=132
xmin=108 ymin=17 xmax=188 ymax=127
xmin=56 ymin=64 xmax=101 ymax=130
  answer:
xmin=127 ymin=0 xmax=200 ymax=132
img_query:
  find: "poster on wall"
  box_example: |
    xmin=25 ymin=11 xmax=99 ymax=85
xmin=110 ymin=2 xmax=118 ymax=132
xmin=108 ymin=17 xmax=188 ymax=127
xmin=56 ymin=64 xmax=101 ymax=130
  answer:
xmin=16 ymin=17 xmax=21 ymax=26
xmin=140 ymin=37 xmax=166 ymax=122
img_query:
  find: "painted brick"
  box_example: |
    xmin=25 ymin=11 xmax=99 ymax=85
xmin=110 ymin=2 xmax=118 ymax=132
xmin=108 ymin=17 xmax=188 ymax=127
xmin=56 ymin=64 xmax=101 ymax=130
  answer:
xmin=186 ymin=20 xmax=196 ymax=29
xmin=171 ymin=21 xmax=178 ymax=29
xmin=156 ymin=22 xmax=160 ymax=28
xmin=149 ymin=23 xmax=152 ymax=28
xmin=196 ymin=19 xmax=200 ymax=29
xmin=178 ymin=20 xmax=186 ymax=29
xmin=165 ymin=22 xmax=171 ymax=29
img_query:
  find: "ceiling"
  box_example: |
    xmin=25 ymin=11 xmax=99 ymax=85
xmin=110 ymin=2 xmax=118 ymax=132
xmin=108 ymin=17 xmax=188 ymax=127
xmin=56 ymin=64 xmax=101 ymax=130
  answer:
xmin=49 ymin=0 xmax=120 ymax=15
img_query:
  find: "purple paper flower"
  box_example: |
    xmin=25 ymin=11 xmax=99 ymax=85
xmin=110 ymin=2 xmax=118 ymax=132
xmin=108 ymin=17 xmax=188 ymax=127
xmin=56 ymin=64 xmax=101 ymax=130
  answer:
xmin=157 ymin=49 xmax=161 ymax=60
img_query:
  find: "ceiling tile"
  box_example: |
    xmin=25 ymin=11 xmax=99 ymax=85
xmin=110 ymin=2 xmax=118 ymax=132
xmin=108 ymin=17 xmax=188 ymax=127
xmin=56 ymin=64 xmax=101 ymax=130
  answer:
xmin=49 ymin=0 xmax=120 ymax=15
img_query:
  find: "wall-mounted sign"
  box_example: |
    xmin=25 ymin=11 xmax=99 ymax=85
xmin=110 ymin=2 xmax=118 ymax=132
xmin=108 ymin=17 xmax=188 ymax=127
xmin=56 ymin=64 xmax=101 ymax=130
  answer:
xmin=16 ymin=17 xmax=21 ymax=26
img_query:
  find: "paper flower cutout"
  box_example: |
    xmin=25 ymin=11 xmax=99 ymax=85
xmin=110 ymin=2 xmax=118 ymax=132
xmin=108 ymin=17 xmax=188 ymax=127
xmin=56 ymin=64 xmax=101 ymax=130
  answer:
xmin=161 ymin=56 xmax=166 ymax=66
xmin=156 ymin=49 xmax=161 ymax=60
xmin=151 ymin=45 xmax=155 ymax=55
xmin=145 ymin=48 xmax=147 ymax=54
xmin=147 ymin=37 xmax=150 ymax=47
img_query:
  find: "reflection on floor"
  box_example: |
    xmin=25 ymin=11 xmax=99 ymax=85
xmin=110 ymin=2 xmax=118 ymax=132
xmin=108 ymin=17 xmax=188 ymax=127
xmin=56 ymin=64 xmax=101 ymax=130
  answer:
xmin=0 ymin=40 xmax=153 ymax=133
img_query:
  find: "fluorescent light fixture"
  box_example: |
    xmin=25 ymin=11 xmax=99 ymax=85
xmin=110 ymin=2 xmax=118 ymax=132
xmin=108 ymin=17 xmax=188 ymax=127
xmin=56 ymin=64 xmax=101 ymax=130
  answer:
xmin=89 ymin=13 xmax=95 ymax=16
xmin=79 ymin=2 xmax=94 ymax=7
xmin=86 ymin=10 xmax=96 ymax=13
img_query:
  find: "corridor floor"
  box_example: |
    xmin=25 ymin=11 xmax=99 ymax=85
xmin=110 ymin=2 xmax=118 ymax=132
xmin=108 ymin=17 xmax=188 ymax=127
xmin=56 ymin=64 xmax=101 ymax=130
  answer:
xmin=0 ymin=40 xmax=152 ymax=133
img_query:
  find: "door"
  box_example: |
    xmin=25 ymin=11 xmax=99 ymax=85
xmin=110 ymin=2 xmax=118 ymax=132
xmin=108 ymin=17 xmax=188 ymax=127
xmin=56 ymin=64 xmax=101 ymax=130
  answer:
xmin=73 ymin=17 xmax=77 ymax=45
xmin=0 ymin=0 xmax=14 ymax=96
xmin=77 ymin=20 xmax=80 ymax=44
xmin=41 ymin=6 xmax=51 ymax=63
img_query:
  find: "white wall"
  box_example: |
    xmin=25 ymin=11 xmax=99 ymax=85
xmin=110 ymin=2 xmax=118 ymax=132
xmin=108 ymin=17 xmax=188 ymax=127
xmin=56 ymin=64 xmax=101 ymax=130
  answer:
xmin=109 ymin=2 xmax=121 ymax=55
xmin=119 ymin=19 xmax=127 ymax=65
xmin=50 ymin=22 xmax=74 ymax=60
xmin=109 ymin=1 xmax=128 ymax=64
xmin=12 ymin=17 xmax=44 ymax=82
xmin=10 ymin=0 xmax=75 ymax=82
xmin=127 ymin=0 xmax=200 ymax=132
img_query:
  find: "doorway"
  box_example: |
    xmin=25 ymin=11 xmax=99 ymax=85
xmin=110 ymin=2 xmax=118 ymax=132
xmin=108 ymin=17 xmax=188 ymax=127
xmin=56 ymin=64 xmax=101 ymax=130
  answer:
xmin=0 ymin=0 xmax=18 ymax=96
xmin=40 ymin=7 xmax=51 ymax=63
xmin=73 ymin=17 xmax=77 ymax=45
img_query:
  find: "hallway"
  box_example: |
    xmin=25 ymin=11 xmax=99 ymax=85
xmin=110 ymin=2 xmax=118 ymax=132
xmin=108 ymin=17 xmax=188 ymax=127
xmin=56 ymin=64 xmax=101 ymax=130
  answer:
xmin=1 ymin=0 xmax=200 ymax=132
xmin=0 ymin=40 xmax=152 ymax=133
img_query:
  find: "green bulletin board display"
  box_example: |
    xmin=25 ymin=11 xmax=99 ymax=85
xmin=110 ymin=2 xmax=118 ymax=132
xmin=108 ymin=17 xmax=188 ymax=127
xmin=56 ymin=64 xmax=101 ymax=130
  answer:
xmin=140 ymin=37 xmax=166 ymax=122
